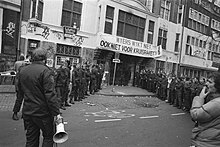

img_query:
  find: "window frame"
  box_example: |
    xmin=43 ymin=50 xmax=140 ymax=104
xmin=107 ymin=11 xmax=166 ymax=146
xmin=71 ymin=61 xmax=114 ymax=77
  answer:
xmin=61 ymin=0 xmax=82 ymax=28
xmin=117 ymin=10 xmax=146 ymax=42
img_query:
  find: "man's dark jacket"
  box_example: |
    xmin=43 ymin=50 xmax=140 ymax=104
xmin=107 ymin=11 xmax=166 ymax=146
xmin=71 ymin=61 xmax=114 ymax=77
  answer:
xmin=17 ymin=61 xmax=60 ymax=117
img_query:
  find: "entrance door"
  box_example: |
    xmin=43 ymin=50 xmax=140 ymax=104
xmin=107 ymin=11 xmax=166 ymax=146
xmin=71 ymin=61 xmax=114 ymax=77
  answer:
xmin=110 ymin=54 xmax=138 ymax=86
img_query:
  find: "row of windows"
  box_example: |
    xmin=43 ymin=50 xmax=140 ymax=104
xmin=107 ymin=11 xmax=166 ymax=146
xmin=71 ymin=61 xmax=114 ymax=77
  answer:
xmin=31 ymin=0 xmax=82 ymax=29
xmin=211 ymin=19 xmax=220 ymax=31
xmin=189 ymin=8 xmax=209 ymax=26
xmin=188 ymin=19 xmax=208 ymax=34
xmin=186 ymin=35 xmax=206 ymax=48
xmin=185 ymin=35 xmax=220 ymax=60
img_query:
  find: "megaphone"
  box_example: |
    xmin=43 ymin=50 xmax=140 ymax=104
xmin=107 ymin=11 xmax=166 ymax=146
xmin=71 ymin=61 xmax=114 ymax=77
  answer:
xmin=53 ymin=118 xmax=68 ymax=144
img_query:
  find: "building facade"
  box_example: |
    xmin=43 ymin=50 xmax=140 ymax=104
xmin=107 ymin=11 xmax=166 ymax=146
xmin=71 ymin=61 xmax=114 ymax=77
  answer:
xmin=4 ymin=0 xmax=220 ymax=84
xmin=179 ymin=0 xmax=220 ymax=78
xmin=0 ymin=0 xmax=21 ymax=71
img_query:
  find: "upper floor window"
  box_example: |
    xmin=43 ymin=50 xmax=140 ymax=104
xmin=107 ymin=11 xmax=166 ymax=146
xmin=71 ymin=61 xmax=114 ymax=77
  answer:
xmin=61 ymin=0 xmax=82 ymax=28
xmin=117 ymin=10 xmax=145 ymax=41
xmin=160 ymin=0 xmax=171 ymax=20
xmin=174 ymin=33 xmax=180 ymax=52
xmin=157 ymin=28 xmax=167 ymax=49
xmin=185 ymin=35 xmax=192 ymax=55
xmin=147 ymin=20 xmax=154 ymax=44
xmin=188 ymin=8 xmax=209 ymax=35
xmin=104 ymin=6 xmax=114 ymax=34
xmin=177 ymin=5 xmax=183 ymax=24
xmin=31 ymin=0 xmax=44 ymax=21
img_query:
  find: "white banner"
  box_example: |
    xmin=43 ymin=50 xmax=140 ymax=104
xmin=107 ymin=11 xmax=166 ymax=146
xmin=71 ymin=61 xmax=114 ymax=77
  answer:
xmin=97 ymin=33 xmax=162 ymax=58
xmin=191 ymin=45 xmax=206 ymax=59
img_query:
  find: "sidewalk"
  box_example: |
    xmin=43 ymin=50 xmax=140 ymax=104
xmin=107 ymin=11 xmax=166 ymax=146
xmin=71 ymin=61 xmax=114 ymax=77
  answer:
xmin=0 ymin=85 xmax=15 ymax=93
xmin=0 ymin=84 xmax=156 ymax=97
xmin=97 ymin=85 xmax=156 ymax=97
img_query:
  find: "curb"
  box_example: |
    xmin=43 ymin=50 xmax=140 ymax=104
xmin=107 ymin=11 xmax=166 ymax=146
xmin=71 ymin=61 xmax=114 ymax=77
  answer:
xmin=0 ymin=92 xmax=16 ymax=94
xmin=97 ymin=93 xmax=156 ymax=97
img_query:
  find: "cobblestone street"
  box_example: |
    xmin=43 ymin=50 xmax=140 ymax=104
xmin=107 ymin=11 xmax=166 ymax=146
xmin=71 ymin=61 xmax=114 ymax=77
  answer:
xmin=0 ymin=94 xmax=16 ymax=111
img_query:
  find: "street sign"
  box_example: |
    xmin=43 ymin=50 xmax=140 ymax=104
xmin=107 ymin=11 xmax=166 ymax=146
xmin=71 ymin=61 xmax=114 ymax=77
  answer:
xmin=113 ymin=59 xmax=120 ymax=63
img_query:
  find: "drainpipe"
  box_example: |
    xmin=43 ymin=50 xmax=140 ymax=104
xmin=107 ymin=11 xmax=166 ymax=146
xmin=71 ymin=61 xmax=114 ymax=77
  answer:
xmin=178 ymin=0 xmax=187 ymax=77
xmin=17 ymin=0 xmax=23 ymax=61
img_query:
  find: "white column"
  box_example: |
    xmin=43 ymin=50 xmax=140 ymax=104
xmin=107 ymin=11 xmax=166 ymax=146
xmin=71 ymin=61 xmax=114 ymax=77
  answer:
xmin=0 ymin=8 xmax=3 ymax=53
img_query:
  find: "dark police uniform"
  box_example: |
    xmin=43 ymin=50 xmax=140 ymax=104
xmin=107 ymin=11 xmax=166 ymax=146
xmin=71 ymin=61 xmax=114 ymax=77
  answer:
xmin=17 ymin=61 xmax=60 ymax=147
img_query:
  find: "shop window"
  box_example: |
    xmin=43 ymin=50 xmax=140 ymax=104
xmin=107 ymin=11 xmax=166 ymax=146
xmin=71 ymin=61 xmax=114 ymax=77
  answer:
xmin=117 ymin=10 xmax=145 ymax=41
xmin=104 ymin=6 xmax=114 ymax=34
xmin=157 ymin=28 xmax=167 ymax=49
xmin=147 ymin=20 xmax=154 ymax=44
xmin=57 ymin=44 xmax=80 ymax=56
xmin=61 ymin=0 xmax=82 ymax=28
xmin=56 ymin=56 xmax=62 ymax=65
xmin=31 ymin=0 xmax=44 ymax=21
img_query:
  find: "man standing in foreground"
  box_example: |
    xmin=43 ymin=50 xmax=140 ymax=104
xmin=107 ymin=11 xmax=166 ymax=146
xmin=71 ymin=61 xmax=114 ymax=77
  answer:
xmin=12 ymin=55 xmax=26 ymax=120
xmin=17 ymin=48 xmax=61 ymax=147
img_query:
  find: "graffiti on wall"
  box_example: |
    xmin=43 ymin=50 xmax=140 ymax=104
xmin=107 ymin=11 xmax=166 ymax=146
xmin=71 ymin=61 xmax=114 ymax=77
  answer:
xmin=72 ymin=36 xmax=84 ymax=47
xmin=51 ymin=30 xmax=62 ymax=40
xmin=35 ymin=26 xmax=50 ymax=39
xmin=2 ymin=22 xmax=15 ymax=38
xmin=21 ymin=22 xmax=85 ymax=47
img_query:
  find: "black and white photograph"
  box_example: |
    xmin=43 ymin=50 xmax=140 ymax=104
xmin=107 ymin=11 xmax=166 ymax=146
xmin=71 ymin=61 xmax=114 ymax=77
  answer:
xmin=1 ymin=0 xmax=220 ymax=146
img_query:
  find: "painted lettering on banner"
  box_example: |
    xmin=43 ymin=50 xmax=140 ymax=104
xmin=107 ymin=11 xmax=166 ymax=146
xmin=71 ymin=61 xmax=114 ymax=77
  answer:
xmin=98 ymin=33 xmax=162 ymax=58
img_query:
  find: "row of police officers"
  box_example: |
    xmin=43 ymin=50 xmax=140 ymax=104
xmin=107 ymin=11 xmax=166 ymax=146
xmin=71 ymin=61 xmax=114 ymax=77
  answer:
xmin=54 ymin=61 xmax=104 ymax=110
xmin=135 ymin=69 xmax=208 ymax=112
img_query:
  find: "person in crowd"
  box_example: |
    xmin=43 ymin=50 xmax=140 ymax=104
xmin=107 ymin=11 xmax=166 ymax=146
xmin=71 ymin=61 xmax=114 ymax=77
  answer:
xmin=69 ymin=64 xmax=77 ymax=104
xmin=75 ymin=63 xmax=86 ymax=101
xmin=63 ymin=60 xmax=71 ymax=107
xmin=90 ymin=64 xmax=97 ymax=94
xmin=16 ymin=48 xmax=61 ymax=147
xmin=160 ymin=73 xmax=168 ymax=101
xmin=165 ymin=74 xmax=172 ymax=103
xmin=14 ymin=55 xmax=25 ymax=72
xmin=169 ymin=75 xmax=177 ymax=106
xmin=190 ymin=72 xmax=220 ymax=147
xmin=183 ymin=77 xmax=192 ymax=111
xmin=12 ymin=55 xmax=26 ymax=120
xmin=24 ymin=54 xmax=32 ymax=65
xmin=175 ymin=77 xmax=184 ymax=109
xmin=55 ymin=61 xmax=68 ymax=110
xmin=84 ymin=64 xmax=91 ymax=96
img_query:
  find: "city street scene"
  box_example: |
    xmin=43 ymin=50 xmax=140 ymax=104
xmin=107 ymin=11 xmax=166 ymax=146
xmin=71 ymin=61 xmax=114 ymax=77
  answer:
xmin=1 ymin=0 xmax=220 ymax=147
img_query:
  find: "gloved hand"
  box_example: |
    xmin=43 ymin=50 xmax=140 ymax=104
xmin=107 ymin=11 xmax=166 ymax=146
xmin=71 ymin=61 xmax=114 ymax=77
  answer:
xmin=55 ymin=114 xmax=63 ymax=124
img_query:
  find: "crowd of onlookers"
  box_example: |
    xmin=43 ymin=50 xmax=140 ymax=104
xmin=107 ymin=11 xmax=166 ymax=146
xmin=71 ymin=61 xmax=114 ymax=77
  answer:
xmin=134 ymin=69 xmax=210 ymax=112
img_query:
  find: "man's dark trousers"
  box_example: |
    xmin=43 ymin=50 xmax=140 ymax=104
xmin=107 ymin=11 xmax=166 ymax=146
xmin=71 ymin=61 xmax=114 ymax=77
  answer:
xmin=23 ymin=115 xmax=54 ymax=147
